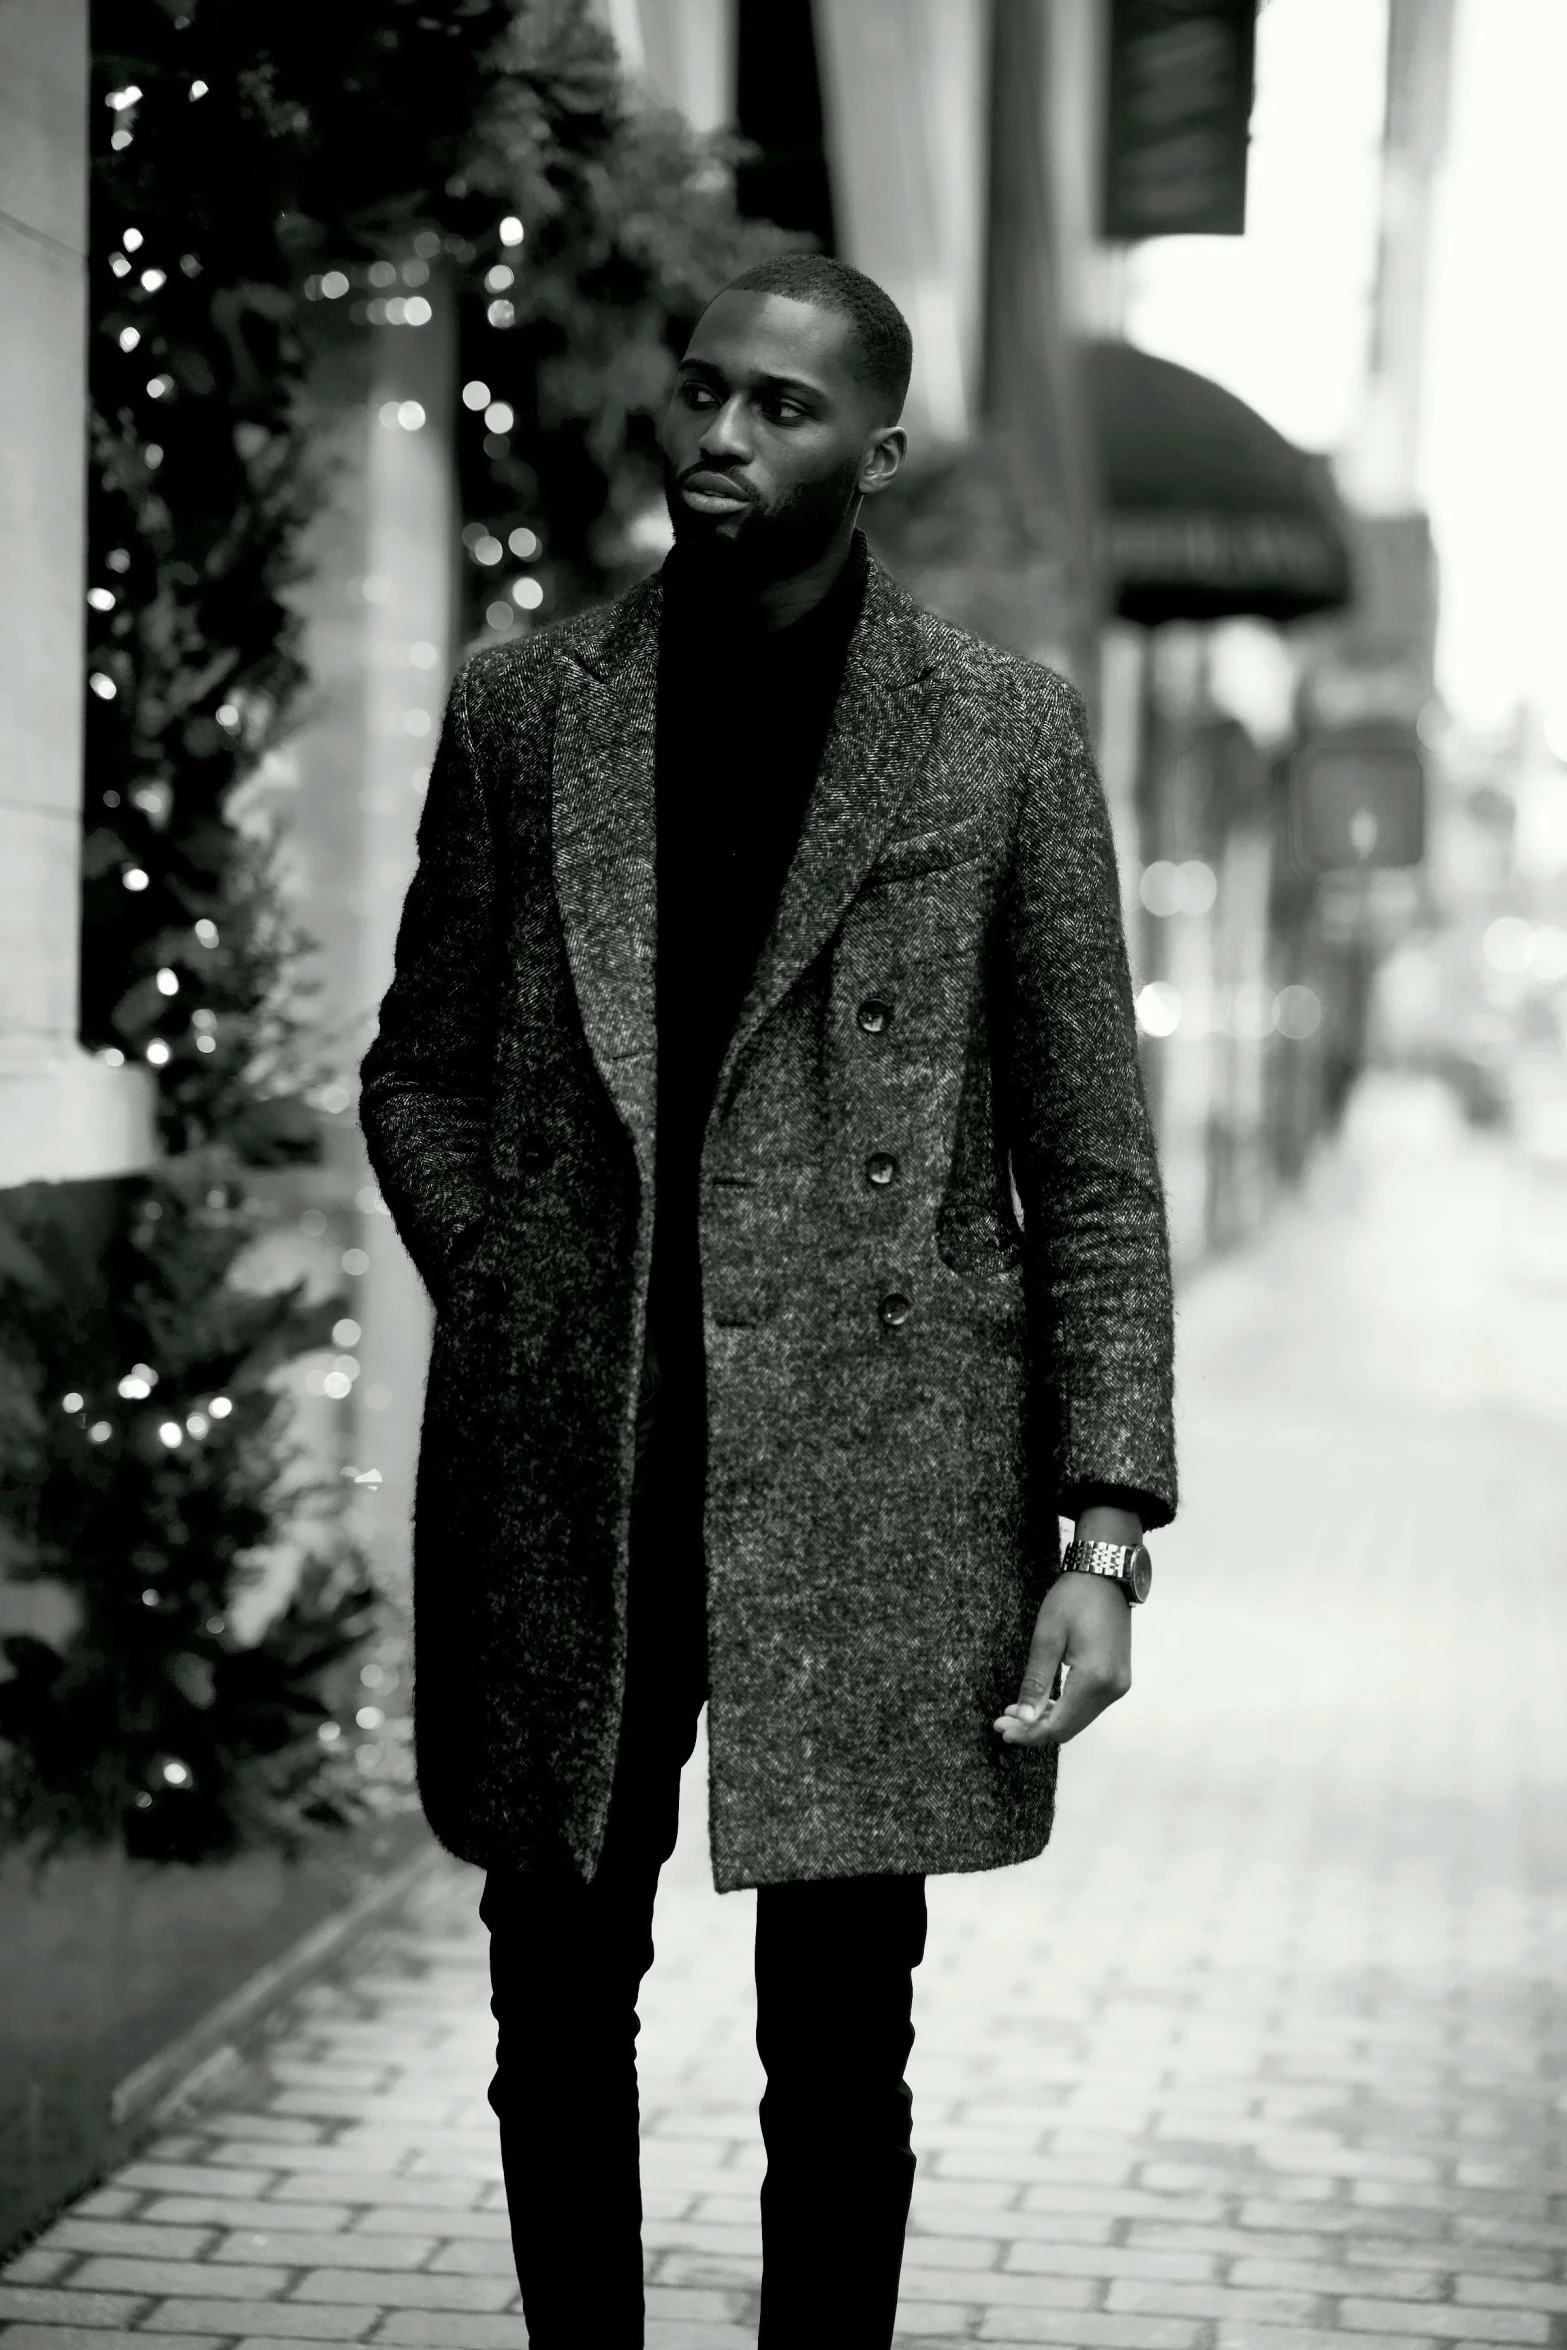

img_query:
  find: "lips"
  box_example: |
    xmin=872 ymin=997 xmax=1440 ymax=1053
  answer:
xmin=679 ymin=471 xmax=754 ymax=515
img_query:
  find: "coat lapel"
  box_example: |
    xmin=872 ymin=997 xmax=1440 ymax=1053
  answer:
xmin=551 ymin=555 xmax=937 ymax=1181
xmin=714 ymin=555 xmax=937 ymax=1113
xmin=551 ymin=578 xmax=662 ymax=1186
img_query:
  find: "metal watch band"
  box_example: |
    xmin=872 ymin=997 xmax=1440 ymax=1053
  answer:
xmin=1059 ymin=1537 xmax=1151 ymax=1604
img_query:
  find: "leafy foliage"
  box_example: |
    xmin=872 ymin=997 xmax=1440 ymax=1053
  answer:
xmin=0 ymin=1168 xmax=374 ymax=1861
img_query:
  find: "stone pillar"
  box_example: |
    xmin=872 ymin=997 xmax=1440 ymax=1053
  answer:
xmin=261 ymin=285 xmax=458 ymax=1589
xmin=0 ymin=0 xmax=153 ymax=1186
xmin=632 ymin=0 xmax=735 ymax=132
xmin=983 ymin=0 xmax=1101 ymax=686
xmin=814 ymin=0 xmax=990 ymax=448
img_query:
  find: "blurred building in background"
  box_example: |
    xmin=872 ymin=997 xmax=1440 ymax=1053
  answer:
xmin=1 ymin=0 xmax=1451 ymax=1501
xmin=2 ymin=0 xmax=1469 ymax=1575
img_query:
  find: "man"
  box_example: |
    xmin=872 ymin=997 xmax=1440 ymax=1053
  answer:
xmin=361 ymin=252 xmax=1175 ymax=2349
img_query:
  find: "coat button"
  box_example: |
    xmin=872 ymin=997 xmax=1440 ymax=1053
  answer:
xmin=856 ymin=997 xmax=892 ymax=1034
xmin=865 ymin=1151 xmax=897 ymax=1187
xmin=878 ymin=1291 xmax=912 ymax=1328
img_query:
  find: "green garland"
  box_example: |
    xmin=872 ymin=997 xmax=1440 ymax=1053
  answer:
xmin=0 ymin=0 xmax=782 ymax=1862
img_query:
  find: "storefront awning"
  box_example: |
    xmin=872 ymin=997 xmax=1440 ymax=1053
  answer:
xmin=1087 ymin=341 xmax=1353 ymax=626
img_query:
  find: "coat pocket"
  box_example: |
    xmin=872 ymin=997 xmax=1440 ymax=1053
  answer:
xmin=869 ymin=808 xmax=989 ymax=881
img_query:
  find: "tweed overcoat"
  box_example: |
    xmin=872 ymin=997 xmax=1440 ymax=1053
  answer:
xmin=360 ymin=551 xmax=1176 ymax=1894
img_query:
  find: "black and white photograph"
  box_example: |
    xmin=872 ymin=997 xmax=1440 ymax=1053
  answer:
xmin=1 ymin=2 xmax=1563 ymax=2346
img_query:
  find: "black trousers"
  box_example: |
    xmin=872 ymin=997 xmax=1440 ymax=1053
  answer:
xmin=482 ymin=1414 xmax=928 ymax=2349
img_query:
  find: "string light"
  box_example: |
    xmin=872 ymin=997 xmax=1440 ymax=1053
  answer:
xmin=146 ymin=1039 xmax=170 ymax=1065
xmin=90 ymin=1422 xmax=112 ymax=1443
xmin=189 ymin=79 xmax=208 ymax=100
xmin=194 ymin=918 xmax=219 ymax=946
xmin=90 ymin=671 xmax=117 ymax=699
xmin=88 ymin=586 xmax=116 ymax=610
xmin=123 ymin=868 xmax=149 ymax=891
xmin=208 ymin=1396 xmax=233 ymax=1418
xmin=511 ymin=577 xmax=543 ymax=611
xmin=484 ymin=400 xmax=514 ymax=433
xmin=62 ymin=1392 xmax=84 ymax=1413
xmin=106 ymin=86 xmax=142 ymax=112
xmin=499 ymin=215 xmax=524 ymax=246
xmin=141 ymin=268 xmax=166 ymax=293
xmin=122 ymin=227 xmax=144 ymax=252
xmin=156 ymin=967 xmax=179 ymax=995
xmin=158 ymin=1421 xmax=183 ymax=1447
xmin=118 ymin=327 xmax=140 ymax=352
xmin=462 ymin=380 xmax=490 ymax=411
xmin=508 ymin=527 xmax=538 ymax=559
xmin=118 ymin=1364 xmax=157 ymax=1399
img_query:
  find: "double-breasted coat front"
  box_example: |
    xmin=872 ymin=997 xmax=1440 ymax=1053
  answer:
xmin=360 ymin=551 xmax=1176 ymax=1893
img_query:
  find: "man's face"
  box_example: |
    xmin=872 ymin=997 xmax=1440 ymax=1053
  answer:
xmin=660 ymin=290 xmax=904 ymax=579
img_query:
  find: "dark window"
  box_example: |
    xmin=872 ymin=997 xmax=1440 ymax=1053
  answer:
xmin=734 ymin=0 xmax=836 ymax=250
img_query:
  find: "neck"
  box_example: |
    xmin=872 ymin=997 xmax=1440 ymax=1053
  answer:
xmin=745 ymin=505 xmax=862 ymax=635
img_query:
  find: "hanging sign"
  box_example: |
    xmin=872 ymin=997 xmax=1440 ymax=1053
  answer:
xmin=1103 ymin=0 xmax=1258 ymax=239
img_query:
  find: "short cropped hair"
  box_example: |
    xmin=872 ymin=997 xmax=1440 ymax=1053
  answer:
xmin=716 ymin=253 xmax=913 ymax=421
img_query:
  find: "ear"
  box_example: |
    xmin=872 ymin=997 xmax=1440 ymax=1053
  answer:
xmin=859 ymin=424 xmax=907 ymax=500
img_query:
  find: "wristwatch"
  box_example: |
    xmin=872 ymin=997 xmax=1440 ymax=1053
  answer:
xmin=1059 ymin=1537 xmax=1152 ymax=1605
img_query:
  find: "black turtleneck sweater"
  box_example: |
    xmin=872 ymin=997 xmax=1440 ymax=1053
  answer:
xmin=635 ymin=538 xmax=868 ymax=1544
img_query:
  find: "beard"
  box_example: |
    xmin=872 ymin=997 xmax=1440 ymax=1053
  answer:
xmin=662 ymin=446 xmax=864 ymax=586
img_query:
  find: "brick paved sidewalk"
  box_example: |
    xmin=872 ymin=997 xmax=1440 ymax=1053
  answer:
xmin=4 ymin=1079 xmax=1566 ymax=2350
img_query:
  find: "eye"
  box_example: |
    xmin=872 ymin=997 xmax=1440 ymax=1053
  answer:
xmin=681 ymin=380 xmax=719 ymax=409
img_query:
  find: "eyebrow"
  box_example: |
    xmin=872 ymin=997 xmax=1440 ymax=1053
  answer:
xmin=678 ymin=358 xmax=827 ymax=401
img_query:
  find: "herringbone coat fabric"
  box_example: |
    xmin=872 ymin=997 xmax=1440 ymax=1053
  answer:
xmin=360 ymin=551 xmax=1175 ymax=1893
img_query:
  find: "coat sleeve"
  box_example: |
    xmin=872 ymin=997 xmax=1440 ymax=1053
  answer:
xmin=359 ymin=658 xmax=502 ymax=1303
xmin=997 ymin=673 xmax=1177 ymax=1530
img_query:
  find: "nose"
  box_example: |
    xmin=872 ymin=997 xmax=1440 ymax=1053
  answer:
xmin=698 ymin=392 xmax=754 ymax=466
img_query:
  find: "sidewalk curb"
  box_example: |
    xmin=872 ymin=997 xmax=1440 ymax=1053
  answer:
xmin=108 ymin=1842 xmax=445 ymax=2136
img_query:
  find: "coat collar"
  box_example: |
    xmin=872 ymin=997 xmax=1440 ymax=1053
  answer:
xmin=551 ymin=549 xmax=936 ymax=1183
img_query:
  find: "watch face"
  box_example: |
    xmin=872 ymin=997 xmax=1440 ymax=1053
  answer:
xmin=1128 ymin=1544 xmax=1153 ymax=1604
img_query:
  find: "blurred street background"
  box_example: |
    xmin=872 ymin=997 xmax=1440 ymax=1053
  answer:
xmin=2 ymin=0 xmax=1566 ymax=2327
